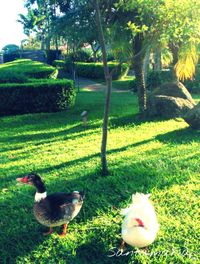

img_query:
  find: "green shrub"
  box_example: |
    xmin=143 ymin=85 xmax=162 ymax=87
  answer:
xmin=0 ymin=71 xmax=28 ymax=83
xmin=63 ymin=61 xmax=129 ymax=80
xmin=53 ymin=60 xmax=66 ymax=69
xmin=0 ymin=59 xmax=58 ymax=79
xmin=183 ymin=66 xmax=200 ymax=94
xmin=3 ymin=51 xmax=20 ymax=63
xmin=0 ymin=79 xmax=76 ymax=116
xmin=147 ymin=70 xmax=174 ymax=90
xmin=65 ymin=49 xmax=93 ymax=63
xmin=45 ymin=50 xmax=61 ymax=65
xmin=147 ymin=68 xmax=200 ymax=94
xmin=53 ymin=60 xmax=129 ymax=80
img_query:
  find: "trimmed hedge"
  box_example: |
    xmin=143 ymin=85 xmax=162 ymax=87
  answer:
xmin=0 ymin=79 xmax=76 ymax=116
xmin=53 ymin=60 xmax=129 ymax=80
xmin=3 ymin=52 xmax=20 ymax=63
xmin=53 ymin=60 xmax=66 ymax=69
xmin=0 ymin=59 xmax=58 ymax=81
xmin=0 ymin=71 xmax=28 ymax=83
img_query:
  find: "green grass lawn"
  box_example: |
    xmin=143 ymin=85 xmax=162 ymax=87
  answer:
xmin=95 ymin=76 xmax=135 ymax=91
xmin=0 ymin=90 xmax=199 ymax=264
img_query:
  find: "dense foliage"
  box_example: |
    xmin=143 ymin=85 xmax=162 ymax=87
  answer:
xmin=54 ymin=60 xmax=129 ymax=80
xmin=0 ymin=59 xmax=58 ymax=80
xmin=0 ymin=79 xmax=75 ymax=116
xmin=0 ymin=71 xmax=28 ymax=83
xmin=0 ymin=59 xmax=76 ymax=116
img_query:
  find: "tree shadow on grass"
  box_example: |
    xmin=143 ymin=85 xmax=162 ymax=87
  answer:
xmin=0 ymin=122 xmax=101 ymax=153
xmin=110 ymin=114 xmax=171 ymax=128
xmin=156 ymin=127 xmax=200 ymax=144
xmin=1 ymin=123 xmax=199 ymax=262
xmin=0 ymin=143 xmax=195 ymax=264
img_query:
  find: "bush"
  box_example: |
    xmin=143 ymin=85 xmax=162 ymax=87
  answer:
xmin=0 ymin=71 xmax=28 ymax=83
xmin=53 ymin=60 xmax=66 ymax=69
xmin=0 ymin=59 xmax=58 ymax=79
xmin=0 ymin=79 xmax=76 ymax=116
xmin=3 ymin=52 xmax=20 ymax=63
xmin=60 ymin=61 xmax=129 ymax=80
xmin=45 ymin=50 xmax=61 ymax=65
xmin=183 ymin=66 xmax=200 ymax=94
xmin=147 ymin=68 xmax=200 ymax=94
xmin=65 ymin=49 xmax=93 ymax=63
xmin=147 ymin=70 xmax=174 ymax=90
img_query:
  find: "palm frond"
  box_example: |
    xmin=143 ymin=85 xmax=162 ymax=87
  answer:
xmin=175 ymin=44 xmax=198 ymax=81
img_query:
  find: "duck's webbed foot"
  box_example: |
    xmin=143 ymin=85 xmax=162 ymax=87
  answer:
xmin=43 ymin=227 xmax=53 ymax=236
xmin=59 ymin=224 xmax=68 ymax=237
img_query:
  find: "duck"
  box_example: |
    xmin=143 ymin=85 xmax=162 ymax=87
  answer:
xmin=16 ymin=172 xmax=85 ymax=236
xmin=120 ymin=193 xmax=159 ymax=249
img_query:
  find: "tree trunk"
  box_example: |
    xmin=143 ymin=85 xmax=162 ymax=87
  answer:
xmin=94 ymin=0 xmax=112 ymax=176
xmin=153 ymin=48 xmax=162 ymax=71
xmin=46 ymin=36 xmax=51 ymax=50
xmin=40 ymin=30 xmax=45 ymax=50
xmin=143 ymin=47 xmax=151 ymax=84
xmin=55 ymin=35 xmax=59 ymax=51
xmin=133 ymin=35 xmax=146 ymax=114
xmin=170 ymin=44 xmax=179 ymax=81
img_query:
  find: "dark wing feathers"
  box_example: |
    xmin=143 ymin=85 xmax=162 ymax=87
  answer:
xmin=46 ymin=192 xmax=74 ymax=207
xmin=35 ymin=192 xmax=84 ymax=223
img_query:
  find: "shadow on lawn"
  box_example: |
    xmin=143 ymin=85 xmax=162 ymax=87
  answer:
xmin=0 ymin=144 xmax=195 ymax=263
xmin=0 ymin=114 xmax=166 ymax=154
xmin=109 ymin=112 xmax=177 ymax=128
xmin=0 ymin=122 xmax=101 ymax=153
xmin=156 ymin=127 xmax=200 ymax=144
xmin=1 ymin=119 xmax=199 ymax=262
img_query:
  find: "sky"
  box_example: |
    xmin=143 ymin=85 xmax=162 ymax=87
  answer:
xmin=0 ymin=0 xmax=27 ymax=49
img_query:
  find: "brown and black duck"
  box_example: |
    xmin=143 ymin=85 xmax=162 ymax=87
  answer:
xmin=16 ymin=173 xmax=85 ymax=236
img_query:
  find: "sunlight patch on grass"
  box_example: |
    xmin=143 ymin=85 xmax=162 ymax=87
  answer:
xmin=0 ymin=91 xmax=199 ymax=263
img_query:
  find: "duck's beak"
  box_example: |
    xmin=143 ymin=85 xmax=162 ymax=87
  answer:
xmin=16 ymin=176 xmax=29 ymax=184
xmin=127 ymin=218 xmax=145 ymax=228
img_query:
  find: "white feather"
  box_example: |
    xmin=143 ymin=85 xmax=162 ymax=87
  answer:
xmin=121 ymin=193 xmax=159 ymax=248
xmin=35 ymin=192 xmax=47 ymax=202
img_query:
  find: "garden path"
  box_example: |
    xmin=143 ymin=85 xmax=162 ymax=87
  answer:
xmin=77 ymin=77 xmax=129 ymax=92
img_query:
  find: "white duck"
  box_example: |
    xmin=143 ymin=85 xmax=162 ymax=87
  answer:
xmin=121 ymin=193 xmax=159 ymax=248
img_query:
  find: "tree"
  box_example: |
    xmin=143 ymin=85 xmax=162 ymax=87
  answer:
xmin=94 ymin=0 xmax=113 ymax=175
xmin=55 ymin=0 xmax=116 ymax=175
xmin=112 ymin=0 xmax=200 ymax=114
xmin=20 ymin=0 xmax=59 ymax=50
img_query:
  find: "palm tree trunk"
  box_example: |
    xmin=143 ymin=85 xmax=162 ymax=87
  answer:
xmin=143 ymin=47 xmax=150 ymax=84
xmin=95 ymin=0 xmax=112 ymax=176
xmin=133 ymin=35 xmax=146 ymax=114
xmin=153 ymin=48 xmax=162 ymax=71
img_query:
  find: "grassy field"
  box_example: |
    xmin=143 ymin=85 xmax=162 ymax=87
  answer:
xmin=0 ymin=89 xmax=199 ymax=264
xmin=94 ymin=76 xmax=135 ymax=91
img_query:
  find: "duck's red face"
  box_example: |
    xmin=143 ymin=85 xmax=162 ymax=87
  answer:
xmin=16 ymin=175 xmax=34 ymax=185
